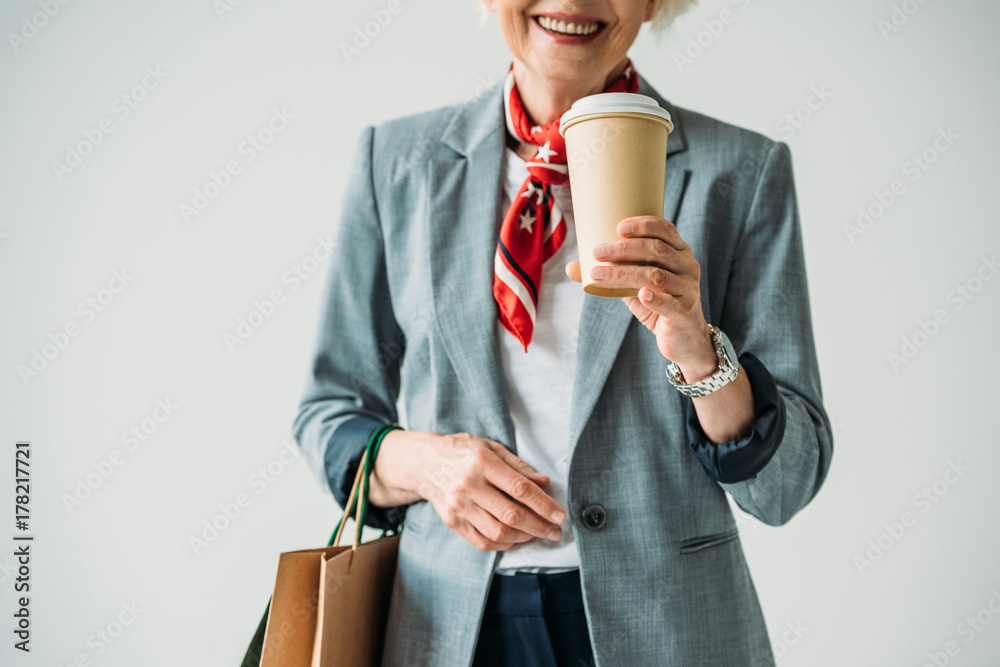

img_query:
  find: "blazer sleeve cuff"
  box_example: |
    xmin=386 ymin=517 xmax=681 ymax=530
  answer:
xmin=684 ymin=351 xmax=786 ymax=484
xmin=324 ymin=414 xmax=408 ymax=531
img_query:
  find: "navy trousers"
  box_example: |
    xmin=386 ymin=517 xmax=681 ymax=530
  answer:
xmin=471 ymin=569 xmax=595 ymax=667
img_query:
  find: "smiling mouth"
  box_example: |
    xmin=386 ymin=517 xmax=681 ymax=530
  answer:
xmin=533 ymin=15 xmax=605 ymax=37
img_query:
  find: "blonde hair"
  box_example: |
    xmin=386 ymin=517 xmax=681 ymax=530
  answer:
xmin=478 ymin=1 xmax=699 ymax=32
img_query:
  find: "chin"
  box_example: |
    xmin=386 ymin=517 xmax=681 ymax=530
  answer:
xmin=533 ymin=50 xmax=616 ymax=87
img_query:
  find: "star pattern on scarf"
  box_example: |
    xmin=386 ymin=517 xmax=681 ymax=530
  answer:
xmin=519 ymin=209 xmax=536 ymax=233
xmin=534 ymin=141 xmax=557 ymax=163
xmin=521 ymin=181 xmax=545 ymax=205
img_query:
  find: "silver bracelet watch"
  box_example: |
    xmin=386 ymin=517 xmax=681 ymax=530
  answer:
xmin=665 ymin=324 xmax=739 ymax=397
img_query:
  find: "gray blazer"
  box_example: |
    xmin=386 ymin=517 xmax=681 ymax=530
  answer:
xmin=293 ymin=74 xmax=834 ymax=667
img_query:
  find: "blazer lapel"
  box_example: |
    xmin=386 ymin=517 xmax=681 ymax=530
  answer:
xmin=425 ymin=81 xmax=517 ymax=450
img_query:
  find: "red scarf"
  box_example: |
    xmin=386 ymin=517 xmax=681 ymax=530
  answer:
xmin=493 ymin=60 xmax=639 ymax=352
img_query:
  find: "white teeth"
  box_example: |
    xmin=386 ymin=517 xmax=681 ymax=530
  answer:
xmin=536 ymin=16 xmax=600 ymax=36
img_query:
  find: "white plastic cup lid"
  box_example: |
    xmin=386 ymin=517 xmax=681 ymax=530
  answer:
xmin=559 ymin=92 xmax=673 ymax=136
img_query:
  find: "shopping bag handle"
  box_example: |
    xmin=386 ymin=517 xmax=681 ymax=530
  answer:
xmin=331 ymin=423 xmax=403 ymax=550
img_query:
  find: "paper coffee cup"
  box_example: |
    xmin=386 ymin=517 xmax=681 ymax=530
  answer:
xmin=560 ymin=93 xmax=673 ymax=297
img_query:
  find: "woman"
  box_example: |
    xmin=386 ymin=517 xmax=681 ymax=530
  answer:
xmin=293 ymin=1 xmax=833 ymax=665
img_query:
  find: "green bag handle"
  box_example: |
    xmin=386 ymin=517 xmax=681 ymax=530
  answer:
xmin=241 ymin=423 xmax=404 ymax=667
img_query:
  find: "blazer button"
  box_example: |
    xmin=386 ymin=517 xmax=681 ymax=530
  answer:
xmin=582 ymin=504 xmax=607 ymax=530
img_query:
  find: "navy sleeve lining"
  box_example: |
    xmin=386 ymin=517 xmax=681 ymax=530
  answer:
xmin=684 ymin=351 xmax=786 ymax=483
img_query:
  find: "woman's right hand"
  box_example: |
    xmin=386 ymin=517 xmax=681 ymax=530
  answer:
xmin=369 ymin=429 xmax=567 ymax=551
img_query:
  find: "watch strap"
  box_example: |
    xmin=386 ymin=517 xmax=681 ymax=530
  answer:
xmin=666 ymin=325 xmax=738 ymax=397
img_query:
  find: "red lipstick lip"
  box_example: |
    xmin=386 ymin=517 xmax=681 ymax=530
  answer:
xmin=530 ymin=13 xmax=606 ymax=44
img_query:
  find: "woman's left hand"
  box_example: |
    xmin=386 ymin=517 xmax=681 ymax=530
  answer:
xmin=565 ymin=215 xmax=719 ymax=382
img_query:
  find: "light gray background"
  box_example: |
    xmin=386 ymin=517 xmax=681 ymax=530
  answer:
xmin=1 ymin=0 xmax=998 ymax=665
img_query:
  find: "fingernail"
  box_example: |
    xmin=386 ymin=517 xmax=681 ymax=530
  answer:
xmin=619 ymin=221 xmax=633 ymax=234
xmin=593 ymin=243 xmax=608 ymax=258
xmin=551 ymin=509 xmax=566 ymax=523
xmin=591 ymin=266 xmax=608 ymax=280
xmin=547 ymin=528 xmax=562 ymax=541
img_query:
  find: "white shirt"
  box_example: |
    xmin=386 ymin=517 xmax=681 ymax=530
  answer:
xmin=494 ymin=146 xmax=585 ymax=574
